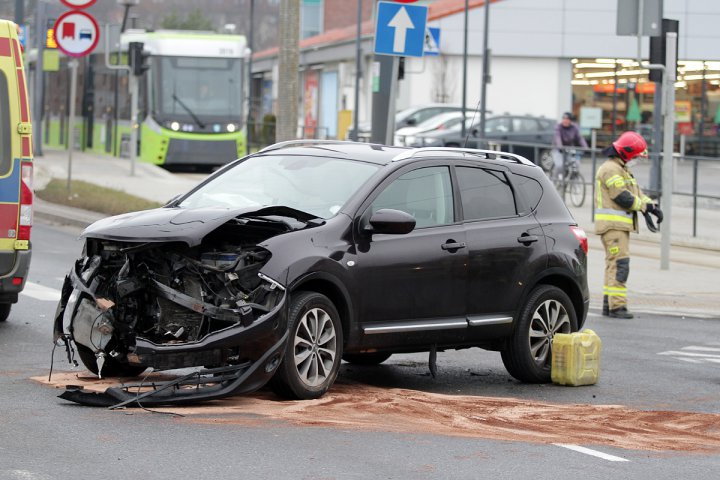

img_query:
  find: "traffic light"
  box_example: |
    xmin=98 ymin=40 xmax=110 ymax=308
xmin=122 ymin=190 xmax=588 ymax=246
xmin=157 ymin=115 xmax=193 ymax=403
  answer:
xmin=649 ymin=19 xmax=679 ymax=83
xmin=129 ymin=41 xmax=149 ymax=76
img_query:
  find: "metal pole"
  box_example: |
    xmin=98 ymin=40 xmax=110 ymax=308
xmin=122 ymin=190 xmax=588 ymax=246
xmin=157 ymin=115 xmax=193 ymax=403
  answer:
xmin=14 ymin=0 xmax=24 ymax=25
xmin=590 ymin=129 xmax=597 ymax=222
xmin=692 ymin=157 xmax=698 ymax=237
xmin=385 ymin=56 xmax=399 ymax=145
xmin=352 ymin=0 xmax=362 ymax=141
xmin=112 ymin=4 xmax=132 ymax=157
xmin=478 ymin=0 xmax=490 ymax=139
xmin=246 ymin=0 xmax=255 ymax=154
xmin=67 ymin=59 xmax=78 ymax=191
xmin=129 ymin=74 xmax=138 ymax=176
xmin=650 ymin=80 xmax=663 ymax=195
xmin=611 ymin=61 xmax=618 ymax=139
xmin=699 ymin=62 xmax=707 ymax=156
xmin=460 ymin=0 xmax=468 ymax=139
xmin=32 ymin=0 xmax=45 ymax=157
xmin=660 ymin=31 xmax=677 ymax=271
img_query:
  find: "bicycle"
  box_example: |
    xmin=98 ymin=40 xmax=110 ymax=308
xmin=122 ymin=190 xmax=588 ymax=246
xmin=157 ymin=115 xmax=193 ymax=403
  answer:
xmin=553 ymin=149 xmax=586 ymax=207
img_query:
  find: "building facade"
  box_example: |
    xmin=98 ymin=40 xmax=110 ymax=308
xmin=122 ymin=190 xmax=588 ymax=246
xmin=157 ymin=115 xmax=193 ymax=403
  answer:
xmin=252 ymin=0 xmax=720 ymax=151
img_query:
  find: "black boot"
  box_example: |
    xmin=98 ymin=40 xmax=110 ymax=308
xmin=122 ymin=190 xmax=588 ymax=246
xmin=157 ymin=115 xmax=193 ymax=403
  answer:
xmin=609 ymin=307 xmax=634 ymax=319
xmin=602 ymin=295 xmax=609 ymax=316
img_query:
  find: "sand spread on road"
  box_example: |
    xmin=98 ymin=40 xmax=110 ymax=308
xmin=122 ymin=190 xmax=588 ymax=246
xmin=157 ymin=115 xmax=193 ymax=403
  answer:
xmin=33 ymin=371 xmax=720 ymax=453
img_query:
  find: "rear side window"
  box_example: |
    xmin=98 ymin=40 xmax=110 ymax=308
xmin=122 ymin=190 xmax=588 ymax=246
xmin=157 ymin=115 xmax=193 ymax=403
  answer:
xmin=0 ymin=71 xmax=10 ymax=175
xmin=512 ymin=173 xmax=543 ymax=211
xmin=457 ymin=166 xmax=517 ymax=220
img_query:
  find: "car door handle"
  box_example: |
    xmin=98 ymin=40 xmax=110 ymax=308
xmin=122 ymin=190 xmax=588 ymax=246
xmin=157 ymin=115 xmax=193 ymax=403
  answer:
xmin=517 ymin=235 xmax=539 ymax=245
xmin=441 ymin=241 xmax=467 ymax=251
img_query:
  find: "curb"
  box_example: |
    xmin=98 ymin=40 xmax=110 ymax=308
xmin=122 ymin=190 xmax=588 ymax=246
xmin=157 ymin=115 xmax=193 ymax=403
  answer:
xmin=34 ymin=199 xmax=106 ymax=230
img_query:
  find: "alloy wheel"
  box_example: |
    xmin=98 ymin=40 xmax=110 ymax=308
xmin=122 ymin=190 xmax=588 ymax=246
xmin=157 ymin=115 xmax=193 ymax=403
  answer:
xmin=293 ymin=307 xmax=337 ymax=387
xmin=528 ymin=299 xmax=571 ymax=367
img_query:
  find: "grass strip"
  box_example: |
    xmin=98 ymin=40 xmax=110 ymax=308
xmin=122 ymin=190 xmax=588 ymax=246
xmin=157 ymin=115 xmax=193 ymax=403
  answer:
xmin=36 ymin=179 xmax=163 ymax=216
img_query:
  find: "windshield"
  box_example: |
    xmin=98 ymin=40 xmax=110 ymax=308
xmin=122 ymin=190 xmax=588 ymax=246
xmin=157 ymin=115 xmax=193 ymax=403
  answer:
xmin=154 ymin=56 xmax=243 ymax=124
xmin=179 ymin=155 xmax=380 ymax=219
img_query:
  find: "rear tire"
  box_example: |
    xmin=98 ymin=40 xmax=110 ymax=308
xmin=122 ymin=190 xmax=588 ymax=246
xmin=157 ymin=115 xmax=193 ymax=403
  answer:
xmin=568 ymin=172 xmax=586 ymax=207
xmin=76 ymin=344 xmax=147 ymax=378
xmin=342 ymin=352 xmax=392 ymax=366
xmin=501 ymin=285 xmax=577 ymax=383
xmin=0 ymin=303 xmax=10 ymax=322
xmin=271 ymin=291 xmax=343 ymax=400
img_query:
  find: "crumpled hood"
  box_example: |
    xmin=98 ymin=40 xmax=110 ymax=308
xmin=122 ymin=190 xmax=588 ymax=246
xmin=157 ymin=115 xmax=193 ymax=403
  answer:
xmin=82 ymin=206 xmax=316 ymax=246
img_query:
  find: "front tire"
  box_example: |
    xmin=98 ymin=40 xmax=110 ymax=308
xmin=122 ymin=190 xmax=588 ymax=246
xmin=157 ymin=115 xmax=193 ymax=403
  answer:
xmin=0 ymin=303 xmax=10 ymax=322
xmin=501 ymin=285 xmax=577 ymax=383
xmin=271 ymin=291 xmax=343 ymax=399
xmin=76 ymin=344 xmax=147 ymax=378
xmin=568 ymin=172 xmax=586 ymax=207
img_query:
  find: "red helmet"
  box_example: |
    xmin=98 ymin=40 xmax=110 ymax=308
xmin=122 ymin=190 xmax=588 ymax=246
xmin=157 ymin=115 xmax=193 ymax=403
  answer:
xmin=612 ymin=131 xmax=647 ymax=162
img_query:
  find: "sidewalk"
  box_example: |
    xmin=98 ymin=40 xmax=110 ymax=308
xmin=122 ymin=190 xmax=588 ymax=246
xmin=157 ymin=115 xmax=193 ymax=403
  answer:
xmin=34 ymin=148 xmax=203 ymax=204
xmin=31 ymin=148 xmax=720 ymax=319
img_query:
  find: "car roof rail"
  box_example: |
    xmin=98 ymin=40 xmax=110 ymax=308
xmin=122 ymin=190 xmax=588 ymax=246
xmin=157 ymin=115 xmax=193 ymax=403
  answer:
xmin=258 ymin=139 xmax=384 ymax=154
xmin=391 ymin=147 xmax=536 ymax=166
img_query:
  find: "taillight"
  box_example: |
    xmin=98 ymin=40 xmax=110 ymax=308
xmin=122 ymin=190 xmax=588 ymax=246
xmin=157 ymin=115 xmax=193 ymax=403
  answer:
xmin=18 ymin=162 xmax=33 ymax=242
xmin=570 ymin=226 xmax=588 ymax=254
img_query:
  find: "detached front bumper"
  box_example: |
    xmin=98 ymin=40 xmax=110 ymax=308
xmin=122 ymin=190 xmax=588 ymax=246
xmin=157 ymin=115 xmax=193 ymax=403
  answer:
xmin=53 ymin=259 xmax=290 ymax=407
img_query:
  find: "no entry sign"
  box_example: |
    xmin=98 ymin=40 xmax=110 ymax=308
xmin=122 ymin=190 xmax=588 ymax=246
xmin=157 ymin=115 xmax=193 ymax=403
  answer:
xmin=60 ymin=0 xmax=98 ymax=8
xmin=53 ymin=10 xmax=100 ymax=57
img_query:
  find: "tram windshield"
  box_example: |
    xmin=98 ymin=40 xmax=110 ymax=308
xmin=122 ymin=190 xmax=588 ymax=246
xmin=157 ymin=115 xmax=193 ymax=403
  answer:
xmin=154 ymin=56 xmax=244 ymax=127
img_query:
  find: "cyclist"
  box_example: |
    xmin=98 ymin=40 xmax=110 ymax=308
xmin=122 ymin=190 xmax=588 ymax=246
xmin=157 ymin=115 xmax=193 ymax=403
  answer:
xmin=552 ymin=112 xmax=588 ymax=181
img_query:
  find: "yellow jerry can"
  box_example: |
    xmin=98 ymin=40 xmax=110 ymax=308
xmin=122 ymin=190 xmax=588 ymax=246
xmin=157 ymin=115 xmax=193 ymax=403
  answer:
xmin=551 ymin=329 xmax=601 ymax=386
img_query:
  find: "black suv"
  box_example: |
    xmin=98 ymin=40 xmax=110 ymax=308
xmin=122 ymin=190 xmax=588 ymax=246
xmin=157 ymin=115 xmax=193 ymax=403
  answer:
xmin=54 ymin=142 xmax=589 ymax=407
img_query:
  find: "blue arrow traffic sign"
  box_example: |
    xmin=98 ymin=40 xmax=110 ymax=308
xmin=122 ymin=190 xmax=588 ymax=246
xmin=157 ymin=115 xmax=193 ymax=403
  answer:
xmin=374 ymin=1 xmax=428 ymax=58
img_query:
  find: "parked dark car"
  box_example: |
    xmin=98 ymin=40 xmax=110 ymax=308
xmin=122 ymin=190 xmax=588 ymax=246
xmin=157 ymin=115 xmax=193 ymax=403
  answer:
xmin=413 ymin=115 xmax=556 ymax=164
xmin=54 ymin=141 xmax=589 ymax=407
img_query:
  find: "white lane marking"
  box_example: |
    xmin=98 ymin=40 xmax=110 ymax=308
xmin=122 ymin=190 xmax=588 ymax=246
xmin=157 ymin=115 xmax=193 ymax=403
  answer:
xmin=554 ymin=444 xmax=629 ymax=462
xmin=21 ymin=282 xmax=62 ymax=302
xmin=657 ymin=350 xmax=720 ymax=358
xmin=682 ymin=346 xmax=720 ymax=353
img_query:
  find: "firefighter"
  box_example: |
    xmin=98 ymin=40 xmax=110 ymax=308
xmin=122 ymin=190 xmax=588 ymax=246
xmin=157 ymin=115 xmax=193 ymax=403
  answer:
xmin=595 ymin=131 xmax=663 ymax=319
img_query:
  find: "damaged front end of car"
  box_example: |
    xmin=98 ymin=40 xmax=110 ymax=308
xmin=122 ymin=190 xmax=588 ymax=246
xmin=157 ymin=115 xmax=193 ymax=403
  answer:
xmin=52 ymin=207 xmax=313 ymax=407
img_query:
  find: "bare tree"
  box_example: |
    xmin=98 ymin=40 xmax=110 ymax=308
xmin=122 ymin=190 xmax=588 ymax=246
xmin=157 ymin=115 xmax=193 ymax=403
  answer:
xmin=276 ymin=0 xmax=299 ymax=142
xmin=432 ymin=55 xmax=455 ymax=104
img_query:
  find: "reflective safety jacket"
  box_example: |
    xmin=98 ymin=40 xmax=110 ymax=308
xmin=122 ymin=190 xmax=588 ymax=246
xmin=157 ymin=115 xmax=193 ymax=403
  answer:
xmin=594 ymin=157 xmax=651 ymax=234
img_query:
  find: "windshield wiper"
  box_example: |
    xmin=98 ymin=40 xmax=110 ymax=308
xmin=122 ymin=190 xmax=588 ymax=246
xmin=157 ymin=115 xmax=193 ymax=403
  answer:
xmin=172 ymin=93 xmax=206 ymax=129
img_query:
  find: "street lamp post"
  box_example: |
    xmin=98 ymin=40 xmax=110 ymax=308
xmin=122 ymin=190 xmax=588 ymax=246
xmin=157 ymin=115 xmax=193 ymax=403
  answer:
xmin=113 ymin=0 xmax=139 ymax=157
xmin=352 ymin=0 xmax=362 ymax=142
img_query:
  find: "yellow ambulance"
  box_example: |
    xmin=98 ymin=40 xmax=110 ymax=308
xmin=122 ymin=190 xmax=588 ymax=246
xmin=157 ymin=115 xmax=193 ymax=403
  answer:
xmin=0 ymin=20 xmax=33 ymax=322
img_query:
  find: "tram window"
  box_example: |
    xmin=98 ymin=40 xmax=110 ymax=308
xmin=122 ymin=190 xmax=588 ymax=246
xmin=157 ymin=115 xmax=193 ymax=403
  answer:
xmin=0 ymin=71 xmax=11 ymax=175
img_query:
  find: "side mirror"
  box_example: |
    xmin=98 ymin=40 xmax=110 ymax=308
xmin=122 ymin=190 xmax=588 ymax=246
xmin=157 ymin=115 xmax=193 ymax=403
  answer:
xmin=471 ymin=128 xmax=479 ymax=137
xmin=165 ymin=194 xmax=183 ymax=207
xmin=405 ymin=118 xmax=417 ymax=126
xmin=364 ymin=209 xmax=416 ymax=235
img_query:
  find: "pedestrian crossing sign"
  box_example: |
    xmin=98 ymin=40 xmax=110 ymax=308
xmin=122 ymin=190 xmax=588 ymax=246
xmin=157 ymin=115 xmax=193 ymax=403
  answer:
xmin=424 ymin=27 xmax=440 ymax=56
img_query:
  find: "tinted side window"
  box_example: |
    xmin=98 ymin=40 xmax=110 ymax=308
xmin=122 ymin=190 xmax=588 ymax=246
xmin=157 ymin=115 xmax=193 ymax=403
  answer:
xmin=512 ymin=118 xmax=539 ymax=133
xmin=371 ymin=167 xmax=454 ymax=228
xmin=457 ymin=167 xmax=517 ymax=220
xmin=0 ymin=71 xmax=11 ymax=175
xmin=512 ymin=173 xmax=543 ymax=211
xmin=485 ymin=117 xmax=510 ymax=134
xmin=414 ymin=108 xmax=441 ymax=125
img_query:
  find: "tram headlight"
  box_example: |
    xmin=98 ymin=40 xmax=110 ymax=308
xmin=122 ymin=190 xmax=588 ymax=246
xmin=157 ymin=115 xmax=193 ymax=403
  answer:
xmin=170 ymin=121 xmax=180 ymax=131
xmin=226 ymin=123 xmax=237 ymax=133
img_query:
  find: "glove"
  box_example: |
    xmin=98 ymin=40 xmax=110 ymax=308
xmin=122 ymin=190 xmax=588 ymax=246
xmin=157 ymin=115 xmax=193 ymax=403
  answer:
xmin=646 ymin=203 xmax=664 ymax=224
xmin=643 ymin=211 xmax=660 ymax=233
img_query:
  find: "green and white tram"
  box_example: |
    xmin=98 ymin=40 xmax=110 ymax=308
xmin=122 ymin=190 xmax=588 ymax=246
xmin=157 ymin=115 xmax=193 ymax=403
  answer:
xmin=42 ymin=30 xmax=248 ymax=167
xmin=123 ymin=30 xmax=249 ymax=166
